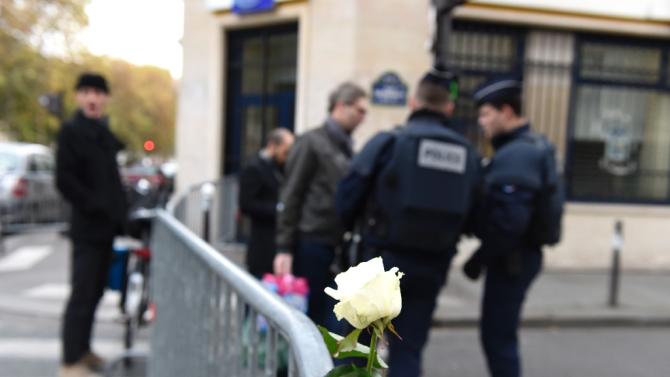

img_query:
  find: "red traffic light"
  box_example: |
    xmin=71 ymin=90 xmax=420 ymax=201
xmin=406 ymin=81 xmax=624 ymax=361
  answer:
xmin=144 ymin=140 xmax=156 ymax=152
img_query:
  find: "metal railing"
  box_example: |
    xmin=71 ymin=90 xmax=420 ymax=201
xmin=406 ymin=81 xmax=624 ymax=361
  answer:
xmin=0 ymin=197 xmax=69 ymax=234
xmin=149 ymin=178 xmax=333 ymax=377
xmin=168 ymin=177 xmax=240 ymax=245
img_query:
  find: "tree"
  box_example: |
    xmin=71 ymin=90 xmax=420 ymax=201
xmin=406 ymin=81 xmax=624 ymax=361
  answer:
xmin=0 ymin=0 xmax=176 ymax=154
xmin=0 ymin=0 xmax=89 ymax=143
xmin=75 ymin=54 xmax=177 ymax=154
xmin=0 ymin=0 xmax=89 ymax=53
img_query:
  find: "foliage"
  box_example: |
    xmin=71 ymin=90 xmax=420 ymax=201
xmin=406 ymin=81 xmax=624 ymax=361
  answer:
xmin=0 ymin=0 xmax=176 ymax=154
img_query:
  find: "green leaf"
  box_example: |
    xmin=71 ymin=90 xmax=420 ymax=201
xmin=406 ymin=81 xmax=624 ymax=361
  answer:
xmin=317 ymin=325 xmax=340 ymax=356
xmin=336 ymin=328 xmax=362 ymax=356
xmin=333 ymin=338 xmax=387 ymax=369
xmin=317 ymin=326 xmax=388 ymax=369
xmin=325 ymin=365 xmax=373 ymax=377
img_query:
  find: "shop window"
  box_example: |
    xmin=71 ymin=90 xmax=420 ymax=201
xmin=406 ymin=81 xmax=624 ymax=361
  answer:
xmin=568 ymin=38 xmax=670 ymax=203
xmin=580 ymin=42 xmax=661 ymax=84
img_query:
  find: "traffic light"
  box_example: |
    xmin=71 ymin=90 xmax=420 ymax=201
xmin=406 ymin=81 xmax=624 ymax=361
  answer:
xmin=144 ymin=140 xmax=156 ymax=152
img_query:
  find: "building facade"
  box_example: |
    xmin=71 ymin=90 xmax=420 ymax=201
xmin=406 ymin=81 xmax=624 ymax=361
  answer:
xmin=177 ymin=0 xmax=670 ymax=268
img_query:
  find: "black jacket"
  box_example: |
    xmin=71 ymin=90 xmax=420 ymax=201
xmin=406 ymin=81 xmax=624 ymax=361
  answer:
xmin=476 ymin=125 xmax=545 ymax=264
xmin=56 ymin=110 xmax=127 ymax=243
xmin=239 ymin=154 xmax=282 ymax=277
xmin=276 ymin=124 xmax=353 ymax=253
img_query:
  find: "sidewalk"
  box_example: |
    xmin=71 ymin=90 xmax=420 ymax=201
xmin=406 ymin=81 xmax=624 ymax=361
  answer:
xmin=434 ymin=269 xmax=670 ymax=328
xmin=2 ymin=236 xmax=668 ymax=329
xmin=214 ymin=244 xmax=670 ymax=328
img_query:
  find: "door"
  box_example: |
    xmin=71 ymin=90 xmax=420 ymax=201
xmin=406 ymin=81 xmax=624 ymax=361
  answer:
xmin=224 ymin=23 xmax=298 ymax=175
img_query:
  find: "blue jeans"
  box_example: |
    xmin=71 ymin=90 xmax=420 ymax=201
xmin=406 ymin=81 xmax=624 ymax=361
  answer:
xmin=293 ymin=239 xmax=342 ymax=333
xmin=480 ymin=251 xmax=543 ymax=377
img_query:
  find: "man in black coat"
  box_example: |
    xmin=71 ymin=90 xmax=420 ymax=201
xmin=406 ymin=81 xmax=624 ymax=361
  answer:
xmin=239 ymin=128 xmax=294 ymax=278
xmin=56 ymin=73 xmax=127 ymax=377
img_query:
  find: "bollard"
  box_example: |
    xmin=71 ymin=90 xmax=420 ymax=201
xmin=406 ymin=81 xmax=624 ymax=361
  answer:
xmin=0 ymin=224 xmax=4 ymax=255
xmin=608 ymin=220 xmax=623 ymax=308
xmin=200 ymin=183 xmax=216 ymax=243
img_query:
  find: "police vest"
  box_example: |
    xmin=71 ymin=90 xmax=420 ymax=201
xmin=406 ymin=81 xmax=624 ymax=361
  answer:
xmin=365 ymin=120 xmax=479 ymax=254
xmin=486 ymin=132 xmax=564 ymax=246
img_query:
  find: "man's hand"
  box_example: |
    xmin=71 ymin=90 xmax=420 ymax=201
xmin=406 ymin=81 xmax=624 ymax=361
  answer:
xmin=463 ymin=249 xmax=485 ymax=281
xmin=273 ymin=252 xmax=293 ymax=276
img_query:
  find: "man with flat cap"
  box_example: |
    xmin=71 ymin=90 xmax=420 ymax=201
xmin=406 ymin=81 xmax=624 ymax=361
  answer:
xmin=336 ymin=66 xmax=482 ymax=377
xmin=463 ymin=76 xmax=564 ymax=377
xmin=57 ymin=72 xmax=127 ymax=377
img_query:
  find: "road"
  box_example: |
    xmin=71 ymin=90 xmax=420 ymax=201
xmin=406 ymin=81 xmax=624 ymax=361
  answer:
xmin=423 ymin=327 xmax=670 ymax=377
xmin=0 ymin=232 xmax=146 ymax=377
xmin=0 ymin=231 xmax=668 ymax=377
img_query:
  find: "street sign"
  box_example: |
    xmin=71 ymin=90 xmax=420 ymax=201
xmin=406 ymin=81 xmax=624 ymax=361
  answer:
xmin=371 ymin=72 xmax=408 ymax=106
xmin=232 ymin=0 xmax=275 ymax=14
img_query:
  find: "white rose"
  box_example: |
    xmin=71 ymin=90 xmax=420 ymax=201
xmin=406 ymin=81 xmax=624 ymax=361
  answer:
xmin=324 ymin=257 xmax=404 ymax=329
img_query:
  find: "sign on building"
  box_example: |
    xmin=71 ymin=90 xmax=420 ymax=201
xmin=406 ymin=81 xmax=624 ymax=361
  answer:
xmin=233 ymin=0 xmax=275 ymax=14
xmin=371 ymin=72 xmax=408 ymax=106
xmin=205 ymin=0 xmax=276 ymax=13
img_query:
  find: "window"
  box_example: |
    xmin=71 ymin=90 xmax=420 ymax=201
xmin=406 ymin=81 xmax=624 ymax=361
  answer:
xmin=0 ymin=153 xmax=19 ymax=173
xmin=445 ymin=22 xmax=525 ymax=146
xmin=27 ymin=154 xmax=54 ymax=173
xmin=568 ymin=38 xmax=670 ymax=203
xmin=28 ymin=156 xmax=40 ymax=173
xmin=579 ymin=42 xmax=662 ymax=84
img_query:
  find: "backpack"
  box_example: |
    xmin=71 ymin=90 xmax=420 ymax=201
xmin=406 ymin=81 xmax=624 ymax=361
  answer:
xmin=521 ymin=134 xmax=565 ymax=246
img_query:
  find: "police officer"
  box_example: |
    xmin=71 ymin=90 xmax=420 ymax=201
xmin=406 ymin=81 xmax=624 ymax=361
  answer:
xmin=336 ymin=66 xmax=481 ymax=377
xmin=463 ymin=77 xmax=563 ymax=377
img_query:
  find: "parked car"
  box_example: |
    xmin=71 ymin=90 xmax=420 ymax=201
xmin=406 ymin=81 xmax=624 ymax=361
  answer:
xmin=121 ymin=161 xmax=176 ymax=211
xmin=0 ymin=142 xmax=65 ymax=231
xmin=121 ymin=164 xmax=165 ymax=189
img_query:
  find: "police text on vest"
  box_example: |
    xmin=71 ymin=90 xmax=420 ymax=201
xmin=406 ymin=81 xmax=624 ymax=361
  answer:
xmin=417 ymin=140 xmax=466 ymax=174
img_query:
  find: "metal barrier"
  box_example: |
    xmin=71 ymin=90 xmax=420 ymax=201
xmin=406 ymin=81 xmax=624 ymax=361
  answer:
xmin=168 ymin=177 xmax=240 ymax=245
xmin=0 ymin=197 xmax=69 ymax=234
xmin=149 ymin=211 xmax=333 ymax=377
xmin=149 ymin=179 xmax=333 ymax=377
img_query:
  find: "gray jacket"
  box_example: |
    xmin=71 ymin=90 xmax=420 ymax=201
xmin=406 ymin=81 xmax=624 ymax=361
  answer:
xmin=276 ymin=124 xmax=353 ymax=253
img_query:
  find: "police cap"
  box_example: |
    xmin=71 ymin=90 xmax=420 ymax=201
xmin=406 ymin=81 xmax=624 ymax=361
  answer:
xmin=473 ymin=76 xmax=521 ymax=107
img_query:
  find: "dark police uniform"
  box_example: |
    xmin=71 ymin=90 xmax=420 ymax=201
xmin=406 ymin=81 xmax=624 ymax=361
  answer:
xmin=336 ymin=68 xmax=482 ymax=377
xmin=465 ymin=78 xmax=562 ymax=377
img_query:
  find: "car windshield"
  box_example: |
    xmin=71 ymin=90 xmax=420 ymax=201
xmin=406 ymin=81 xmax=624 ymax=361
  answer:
xmin=0 ymin=152 xmax=19 ymax=173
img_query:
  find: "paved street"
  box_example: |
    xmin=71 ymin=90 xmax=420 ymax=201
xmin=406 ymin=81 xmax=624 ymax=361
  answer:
xmin=1 ymin=231 xmax=669 ymax=376
xmin=0 ymin=232 xmax=147 ymax=377
xmin=423 ymin=327 xmax=670 ymax=377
